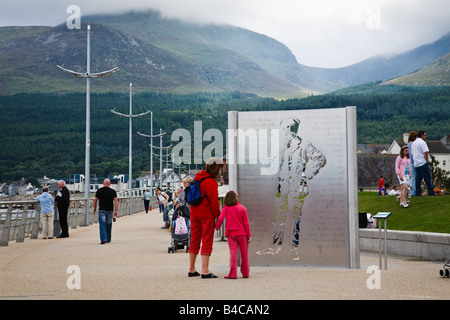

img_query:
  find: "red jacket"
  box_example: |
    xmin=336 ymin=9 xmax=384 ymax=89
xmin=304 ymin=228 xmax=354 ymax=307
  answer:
xmin=216 ymin=203 xmax=251 ymax=238
xmin=190 ymin=170 xmax=221 ymax=219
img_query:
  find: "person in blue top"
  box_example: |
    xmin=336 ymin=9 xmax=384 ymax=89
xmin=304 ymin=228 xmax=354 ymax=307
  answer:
xmin=378 ymin=183 xmax=389 ymax=196
xmin=36 ymin=186 xmax=55 ymax=239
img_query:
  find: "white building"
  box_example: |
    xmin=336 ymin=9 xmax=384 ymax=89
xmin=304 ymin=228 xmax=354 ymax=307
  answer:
xmin=158 ymin=169 xmax=182 ymax=189
xmin=136 ymin=173 xmax=157 ymax=189
xmin=67 ymin=174 xmax=129 ymax=193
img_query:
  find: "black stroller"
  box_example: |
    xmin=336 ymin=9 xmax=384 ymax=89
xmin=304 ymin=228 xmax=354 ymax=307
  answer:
xmin=439 ymin=256 xmax=450 ymax=278
xmin=168 ymin=205 xmax=191 ymax=253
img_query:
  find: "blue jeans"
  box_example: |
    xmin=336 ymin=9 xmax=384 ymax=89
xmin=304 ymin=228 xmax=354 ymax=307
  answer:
xmin=415 ymin=163 xmax=435 ymax=196
xmin=163 ymin=203 xmax=173 ymax=223
xmin=99 ymin=210 xmax=113 ymax=242
xmin=410 ymin=166 xmax=416 ymax=196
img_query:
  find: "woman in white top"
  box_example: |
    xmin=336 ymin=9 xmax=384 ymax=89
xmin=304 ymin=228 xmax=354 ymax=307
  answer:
xmin=155 ymin=188 xmax=170 ymax=228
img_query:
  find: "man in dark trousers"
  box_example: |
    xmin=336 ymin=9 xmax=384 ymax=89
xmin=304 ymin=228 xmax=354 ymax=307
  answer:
xmin=92 ymin=179 xmax=119 ymax=244
xmin=411 ymin=130 xmax=435 ymax=196
xmin=55 ymin=180 xmax=70 ymax=238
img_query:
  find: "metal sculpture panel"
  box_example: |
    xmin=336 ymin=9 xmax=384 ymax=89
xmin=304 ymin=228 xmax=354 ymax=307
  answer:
xmin=228 ymin=107 xmax=359 ymax=267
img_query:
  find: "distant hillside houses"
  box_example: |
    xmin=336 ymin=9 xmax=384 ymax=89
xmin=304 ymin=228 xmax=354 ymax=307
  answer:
xmin=39 ymin=174 xmax=130 ymax=194
xmin=52 ymin=169 xmax=190 ymax=194
xmin=357 ymin=133 xmax=450 ymax=189
xmin=0 ymin=169 xmax=203 ymax=197
xmin=0 ymin=181 xmax=37 ymax=196
xmin=136 ymin=168 xmax=186 ymax=190
xmin=0 ymin=177 xmax=33 ymax=196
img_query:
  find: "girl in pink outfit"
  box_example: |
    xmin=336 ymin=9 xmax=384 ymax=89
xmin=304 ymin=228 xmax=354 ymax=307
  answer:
xmin=395 ymin=145 xmax=412 ymax=208
xmin=216 ymin=191 xmax=251 ymax=279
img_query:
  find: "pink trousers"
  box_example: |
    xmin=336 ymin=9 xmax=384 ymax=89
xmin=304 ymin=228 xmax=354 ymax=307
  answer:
xmin=227 ymin=235 xmax=250 ymax=278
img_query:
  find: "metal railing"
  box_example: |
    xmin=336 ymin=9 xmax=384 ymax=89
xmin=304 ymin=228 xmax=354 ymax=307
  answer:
xmin=0 ymin=196 xmax=146 ymax=246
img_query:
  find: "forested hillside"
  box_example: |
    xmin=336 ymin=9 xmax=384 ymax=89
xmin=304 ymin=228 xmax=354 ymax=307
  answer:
xmin=1 ymin=84 xmax=449 ymax=181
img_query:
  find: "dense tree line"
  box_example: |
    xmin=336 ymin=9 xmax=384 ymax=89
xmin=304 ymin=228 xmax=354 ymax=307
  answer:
xmin=0 ymin=84 xmax=449 ymax=182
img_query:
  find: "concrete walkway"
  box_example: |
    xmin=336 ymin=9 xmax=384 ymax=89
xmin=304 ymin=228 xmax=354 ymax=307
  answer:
xmin=1 ymin=208 xmax=449 ymax=300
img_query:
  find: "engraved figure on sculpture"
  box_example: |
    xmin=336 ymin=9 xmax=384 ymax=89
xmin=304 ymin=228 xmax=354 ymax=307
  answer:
xmin=256 ymin=118 xmax=326 ymax=259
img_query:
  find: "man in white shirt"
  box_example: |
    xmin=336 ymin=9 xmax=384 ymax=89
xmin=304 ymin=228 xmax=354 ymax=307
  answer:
xmin=411 ymin=130 xmax=435 ymax=196
xmin=388 ymin=185 xmax=400 ymax=196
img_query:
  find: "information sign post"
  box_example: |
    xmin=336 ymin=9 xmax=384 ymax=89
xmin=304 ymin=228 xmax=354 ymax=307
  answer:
xmin=373 ymin=212 xmax=392 ymax=270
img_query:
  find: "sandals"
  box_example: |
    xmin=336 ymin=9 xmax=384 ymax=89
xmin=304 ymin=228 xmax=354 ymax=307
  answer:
xmin=188 ymin=271 xmax=218 ymax=278
xmin=201 ymin=273 xmax=218 ymax=279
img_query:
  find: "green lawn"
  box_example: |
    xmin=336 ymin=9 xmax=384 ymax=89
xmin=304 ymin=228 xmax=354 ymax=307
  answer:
xmin=358 ymin=192 xmax=450 ymax=234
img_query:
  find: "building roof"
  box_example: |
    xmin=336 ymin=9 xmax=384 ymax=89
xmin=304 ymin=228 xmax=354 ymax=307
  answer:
xmin=357 ymin=144 xmax=390 ymax=154
xmin=388 ymin=137 xmax=450 ymax=155
xmin=427 ymin=140 xmax=450 ymax=153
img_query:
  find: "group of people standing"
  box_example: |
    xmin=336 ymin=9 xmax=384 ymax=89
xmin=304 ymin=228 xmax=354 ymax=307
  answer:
xmin=35 ymin=157 xmax=252 ymax=279
xmin=152 ymin=157 xmax=252 ymax=279
xmin=139 ymin=157 xmax=253 ymax=279
xmin=36 ymin=178 xmax=119 ymax=244
xmin=186 ymin=157 xmax=251 ymax=279
xmin=393 ymin=130 xmax=436 ymax=208
xmin=35 ymin=180 xmax=70 ymax=239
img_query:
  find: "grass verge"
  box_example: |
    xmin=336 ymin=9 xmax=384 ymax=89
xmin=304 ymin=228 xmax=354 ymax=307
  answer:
xmin=358 ymin=192 xmax=450 ymax=234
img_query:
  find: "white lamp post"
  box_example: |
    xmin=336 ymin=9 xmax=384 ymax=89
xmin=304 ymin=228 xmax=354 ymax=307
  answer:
xmin=137 ymin=115 xmax=166 ymax=195
xmin=111 ymin=83 xmax=150 ymax=215
xmin=57 ymin=24 xmax=119 ymax=225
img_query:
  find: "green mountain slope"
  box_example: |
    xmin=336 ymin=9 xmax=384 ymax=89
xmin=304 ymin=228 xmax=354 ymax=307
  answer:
xmin=0 ymin=18 xmax=306 ymax=97
xmin=90 ymin=11 xmax=450 ymax=93
xmin=0 ymin=10 xmax=449 ymax=96
xmin=383 ymin=53 xmax=450 ymax=87
xmin=88 ymin=11 xmax=324 ymax=92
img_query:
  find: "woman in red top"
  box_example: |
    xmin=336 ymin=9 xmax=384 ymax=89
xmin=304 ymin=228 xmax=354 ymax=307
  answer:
xmin=216 ymin=190 xmax=251 ymax=279
xmin=188 ymin=157 xmax=222 ymax=279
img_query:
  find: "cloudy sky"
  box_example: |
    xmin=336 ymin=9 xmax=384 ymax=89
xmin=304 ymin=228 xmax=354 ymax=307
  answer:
xmin=1 ymin=0 xmax=450 ymax=68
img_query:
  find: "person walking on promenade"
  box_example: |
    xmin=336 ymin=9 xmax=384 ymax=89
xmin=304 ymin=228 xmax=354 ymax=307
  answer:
xmin=188 ymin=157 xmax=222 ymax=279
xmin=216 ymin=190 xmax=251 ymax=279
xmin=36 ymin=186 xmax=55 ymax=239
xmin=411 ymin=130 xmax=435 ymax=196
xmin=92 ymin=179 xmax=119 ymax=244
xmin=155 ymin=187 xmax=170 ymax=228
xmin=55 ymin=180 xmax=70 ymax=238
xmin=395 ymin=145 xmax=412 ymax=208
xmin=407 ymin=131 xmax=418 ymax=196
xmin=143 ymin=189 xmax=151 ymax=213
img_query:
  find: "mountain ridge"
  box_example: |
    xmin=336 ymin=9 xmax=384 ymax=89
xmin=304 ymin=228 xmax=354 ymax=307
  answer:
xmin=0 ymin=10 xmax=449 ymax=97
xmin=0 ymin=21 xmax=305 ymax=97
xmin=308 ymin=32 xmax=450 ymax=88
xmin=382 ymin=53 xmax=450 ymax=87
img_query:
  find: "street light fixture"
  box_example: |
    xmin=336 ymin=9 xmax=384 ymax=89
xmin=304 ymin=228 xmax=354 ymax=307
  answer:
xmin=111 ymin=83 xmax=151 ymax=215
xmin=57 ymin=24 xmax=119 ymax=226
xmin=152 ymin=130 xmax=171 ymax=187
xmin=137 ymin=116 xmax=166 ymax=194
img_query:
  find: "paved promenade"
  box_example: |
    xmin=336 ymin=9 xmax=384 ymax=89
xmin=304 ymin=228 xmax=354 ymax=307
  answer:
xmin=0 ymin=208 xmax=448 ymax=300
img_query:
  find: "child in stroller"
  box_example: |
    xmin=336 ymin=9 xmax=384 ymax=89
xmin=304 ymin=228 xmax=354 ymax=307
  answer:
xmin=168 ymin=205 xmax=191 ymax=253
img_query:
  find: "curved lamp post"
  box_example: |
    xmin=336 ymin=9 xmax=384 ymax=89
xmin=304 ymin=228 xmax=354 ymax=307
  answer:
xmin=57 ymin=24 xmax=119 ymax=226
xmin=111 ymin=83 xmax=151 ymax=215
